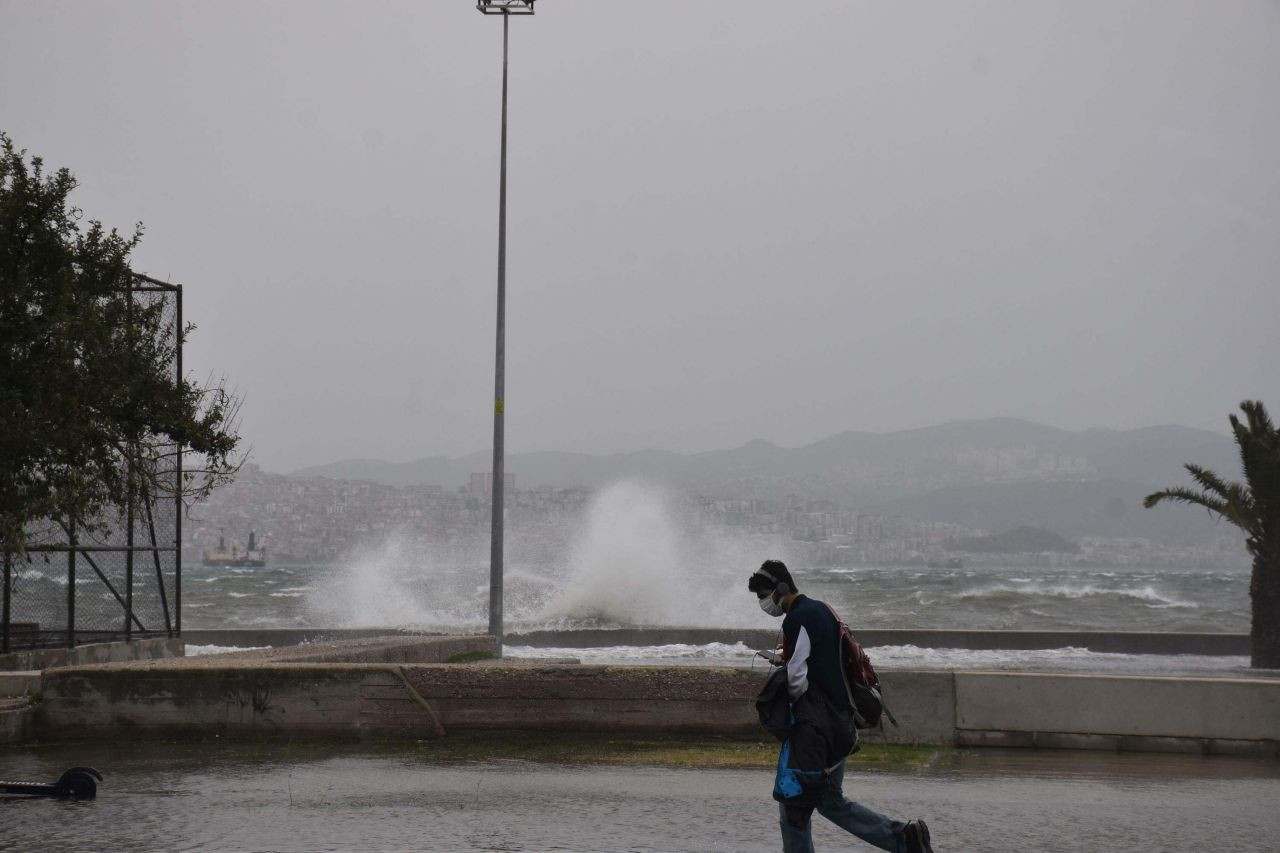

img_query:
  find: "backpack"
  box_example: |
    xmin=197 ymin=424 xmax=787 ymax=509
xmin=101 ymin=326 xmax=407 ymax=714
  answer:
xmin=824 ymin=603 xmax=898 ymax=730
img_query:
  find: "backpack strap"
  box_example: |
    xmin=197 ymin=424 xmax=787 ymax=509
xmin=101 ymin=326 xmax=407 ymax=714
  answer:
xmin=822 ymin=603 xmax=860 ymax=714
xmin=823 ymin=602 xmax=900 ymax=729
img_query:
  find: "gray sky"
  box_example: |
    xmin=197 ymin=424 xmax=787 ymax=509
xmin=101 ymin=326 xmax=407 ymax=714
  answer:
xmin=3 ymin=1 xmax=1277 ymax=473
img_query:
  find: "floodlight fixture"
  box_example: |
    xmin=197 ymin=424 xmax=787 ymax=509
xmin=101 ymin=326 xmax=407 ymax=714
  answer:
xmin=477 ymin=0 xmax=534 ymax=14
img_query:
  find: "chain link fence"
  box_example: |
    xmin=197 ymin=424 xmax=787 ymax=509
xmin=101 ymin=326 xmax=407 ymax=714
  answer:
xmin=2 ymin=274 xmax=183 ymax=652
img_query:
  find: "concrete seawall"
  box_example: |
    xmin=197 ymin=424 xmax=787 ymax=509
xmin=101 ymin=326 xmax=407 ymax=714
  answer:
xmin=0 ymin=637 xmax=183 ymax=672
xmin=35 ymin=664 xmax=764 ymax=741
xmin=35 ymin=663 xmax=930 ymax=742
xmin=953 ymin=671 xmax=1280 ymax=754
xmin=32 ymin=656 xmax=1280 ymax=756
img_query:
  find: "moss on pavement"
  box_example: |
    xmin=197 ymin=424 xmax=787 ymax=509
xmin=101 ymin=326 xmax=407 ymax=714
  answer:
xmin=411 ymin=732 xmax=942 ymax=769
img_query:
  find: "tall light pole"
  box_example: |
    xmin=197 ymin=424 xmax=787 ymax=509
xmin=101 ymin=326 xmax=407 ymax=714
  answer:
xmin=477 ymin=0 xmax=534 ymax=656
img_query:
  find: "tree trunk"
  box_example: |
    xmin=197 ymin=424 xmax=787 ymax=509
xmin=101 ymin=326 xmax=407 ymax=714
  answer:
xmin=1250 ymin=550 xmax=1280 ymax=668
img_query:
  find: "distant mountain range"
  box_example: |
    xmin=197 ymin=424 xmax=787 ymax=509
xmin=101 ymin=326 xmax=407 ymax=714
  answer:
xmin=289 ymin=418 xmax=1241 ymax=545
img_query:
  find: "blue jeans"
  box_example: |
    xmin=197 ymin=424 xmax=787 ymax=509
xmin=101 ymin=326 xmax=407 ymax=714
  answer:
xmin=778 ymin=760 xmax=906 ymax=852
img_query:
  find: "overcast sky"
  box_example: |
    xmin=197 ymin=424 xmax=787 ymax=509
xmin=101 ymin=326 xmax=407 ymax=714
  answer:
xmin=3 ymin=1 xmax=1277 ymax=472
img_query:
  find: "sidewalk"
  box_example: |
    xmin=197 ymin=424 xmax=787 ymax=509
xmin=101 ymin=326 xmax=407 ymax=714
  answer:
xmin=2 ymin=741 xmax=1277 ymax=852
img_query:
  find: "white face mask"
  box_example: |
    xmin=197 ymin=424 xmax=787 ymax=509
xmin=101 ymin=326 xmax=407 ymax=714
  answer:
xmin=759 ymin=594 xmax=785 ymax=618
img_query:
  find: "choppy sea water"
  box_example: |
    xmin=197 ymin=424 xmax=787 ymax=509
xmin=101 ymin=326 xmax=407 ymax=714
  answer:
xmin=173 ymin=562 xmax=1249 ymax=634
xmin=163 ymin=561 xmax=1257 ymax=674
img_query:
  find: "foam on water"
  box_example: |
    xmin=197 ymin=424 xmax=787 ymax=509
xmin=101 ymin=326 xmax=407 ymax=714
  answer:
xmin=507 ymin=641 xmax=761 ymax=666
xmin=185 ymin=644 xmax=269 ymax=656
xmin=951 ymin=583 xmax=1194 ymax=608
xmin=504 ymin=642 xmax=1253 ymax=675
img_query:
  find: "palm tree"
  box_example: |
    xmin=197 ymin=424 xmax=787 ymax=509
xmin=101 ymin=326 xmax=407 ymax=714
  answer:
xmin=1144 ymin=400 xmax=1280 ymax=668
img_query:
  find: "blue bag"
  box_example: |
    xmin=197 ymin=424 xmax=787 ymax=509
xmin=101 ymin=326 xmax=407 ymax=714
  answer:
xmin=773 ymin=739 xmax=827 ymax=802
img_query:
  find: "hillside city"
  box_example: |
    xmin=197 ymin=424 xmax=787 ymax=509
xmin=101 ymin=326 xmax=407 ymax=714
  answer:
xmin=186 ymin=464 xmax=1247 ymax=570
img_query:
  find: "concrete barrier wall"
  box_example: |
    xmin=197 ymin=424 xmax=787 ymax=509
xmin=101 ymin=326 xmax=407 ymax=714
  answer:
xmin=39 ymin=663 xmax=938 ymax=742
xmin=36 ymin=664 xmax=768 ymax=741
xmin=955 ymin=672 xmax=1280 ymax=744
xmin=1 ymin=701 xmax=33 ymax=744
xmin=30 ymin=661 xmax=1280 ymax=755
xmin=858 ymin=671 xmax=956 ymax=745
xmin=405 ymin=666 xmax=763 ymax=736
xmin=37 ymin=664 xmax=442 ymax=740
xmin=403 ymin=667 xmax=944 ymax=743
xmin=0 ymin=637 xmax=183 ymax=672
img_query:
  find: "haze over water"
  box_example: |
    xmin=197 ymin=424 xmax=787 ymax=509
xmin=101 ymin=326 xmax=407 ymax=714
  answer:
xmin=177 ymin=482 xmax=1249 ymax=654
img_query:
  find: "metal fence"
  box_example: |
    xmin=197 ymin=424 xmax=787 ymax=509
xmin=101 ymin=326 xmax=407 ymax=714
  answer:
xmin=2 ymin=274 xmax=183 ymax=652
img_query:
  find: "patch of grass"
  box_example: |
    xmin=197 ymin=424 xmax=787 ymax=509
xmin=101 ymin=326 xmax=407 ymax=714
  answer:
xmin=444 ymin=650 xmax=497 ymax=664
xmin=12 ymin=734 xmax=948 ymax=774
xmin=410 ymin=732 xmax=944 ymax=770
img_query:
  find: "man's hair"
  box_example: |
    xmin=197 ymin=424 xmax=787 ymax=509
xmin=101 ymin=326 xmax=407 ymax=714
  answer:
xmin=748 ymin=559 xmax=797 ymax=595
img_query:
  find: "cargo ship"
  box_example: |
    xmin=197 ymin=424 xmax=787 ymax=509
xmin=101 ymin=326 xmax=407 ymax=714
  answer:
xmin=202 ymin=530 xmax=267 ymax=568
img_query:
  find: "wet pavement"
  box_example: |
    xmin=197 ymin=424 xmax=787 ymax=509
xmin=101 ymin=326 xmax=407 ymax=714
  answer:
xmin=2 ymin=742 xmax=1278 ymax=852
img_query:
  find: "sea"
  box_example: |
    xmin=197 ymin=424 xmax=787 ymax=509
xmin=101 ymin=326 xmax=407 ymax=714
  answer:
xmin=181 ymin=562 xmax=1248 ymax=634
xmin=175 ymin=560 xmax=1256 ymax=675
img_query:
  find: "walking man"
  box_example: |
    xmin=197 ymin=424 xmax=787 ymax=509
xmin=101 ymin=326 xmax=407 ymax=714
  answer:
xmin=749 ymin=559 xmax=935 ymax=853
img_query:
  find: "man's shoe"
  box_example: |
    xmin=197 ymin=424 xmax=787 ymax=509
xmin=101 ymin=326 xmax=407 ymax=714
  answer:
xmin=903 ymin=818 xmax=934 ymax=853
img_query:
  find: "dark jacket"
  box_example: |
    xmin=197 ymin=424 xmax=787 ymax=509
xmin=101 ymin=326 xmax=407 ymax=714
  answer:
xmin=755 ymin=665 xmax=793 ymax=742
xmin=756 ymin=594 xmax=858 ymax=807
xmin=781 ymin=594 xmax=851 ymax=713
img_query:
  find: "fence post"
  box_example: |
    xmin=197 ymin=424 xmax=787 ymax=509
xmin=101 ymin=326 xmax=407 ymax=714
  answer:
xmin=125 ymin=486 xmax=134 ymax=640
xmin=126 ymin=280 xmax=135 ymax=641
xmin=67 ymin=516 xmax=76 ymax=648
xmin=2 ymin=550 xmax=10 ymax=654
xmin=175 ymin=284 xmax=183 ymax=638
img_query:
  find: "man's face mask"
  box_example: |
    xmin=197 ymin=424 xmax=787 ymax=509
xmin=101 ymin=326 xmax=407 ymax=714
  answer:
xmin=758 ymin=591 xmax=784 ymax=617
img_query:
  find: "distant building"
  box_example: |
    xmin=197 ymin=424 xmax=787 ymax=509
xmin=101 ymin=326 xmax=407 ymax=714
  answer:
xmin=469 ymin=472 xmax=516 ymax=497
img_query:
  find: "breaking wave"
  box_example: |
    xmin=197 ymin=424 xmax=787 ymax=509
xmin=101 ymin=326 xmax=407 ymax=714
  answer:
xmin=948 ymin=583 xmax=1194 ymax=609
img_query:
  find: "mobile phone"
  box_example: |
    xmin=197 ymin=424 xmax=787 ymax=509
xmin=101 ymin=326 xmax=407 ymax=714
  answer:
xmin=756 ymin=648 xmax=783 ymax=665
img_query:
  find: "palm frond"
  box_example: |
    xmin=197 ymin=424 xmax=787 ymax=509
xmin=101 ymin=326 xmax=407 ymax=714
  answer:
xmin=1143 ymin=487 xmax=1227 ymax=514
xmin=1239 ymin=399 xmax=1275 ymax=438
xmin=1183 ymin=464 xmax=1233 ymax=500
xmin=1220 ymin=482 xmax=1263 ymax=538
xmin=1230 ymin=400 xmax=1280 ymax=530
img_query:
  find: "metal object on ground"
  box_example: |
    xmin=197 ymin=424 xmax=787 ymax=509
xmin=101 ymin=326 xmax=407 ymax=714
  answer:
xmin=1 ymin=766 xmax=104 ymax=799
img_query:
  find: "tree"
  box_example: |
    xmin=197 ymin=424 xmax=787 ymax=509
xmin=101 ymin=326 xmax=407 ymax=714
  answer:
xmin=0 ymin=132 xmax=241 ymax=556
xmin=1144 ymin=401 xmax=1280 ymax=668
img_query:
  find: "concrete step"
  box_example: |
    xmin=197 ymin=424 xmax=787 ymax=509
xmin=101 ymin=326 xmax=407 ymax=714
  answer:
xmin=0 ymin=671 xmax=41 ymax=698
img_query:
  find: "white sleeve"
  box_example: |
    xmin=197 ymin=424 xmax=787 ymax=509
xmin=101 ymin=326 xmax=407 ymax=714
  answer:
xmin=786 ymin=625 xmax=811 ymax=701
